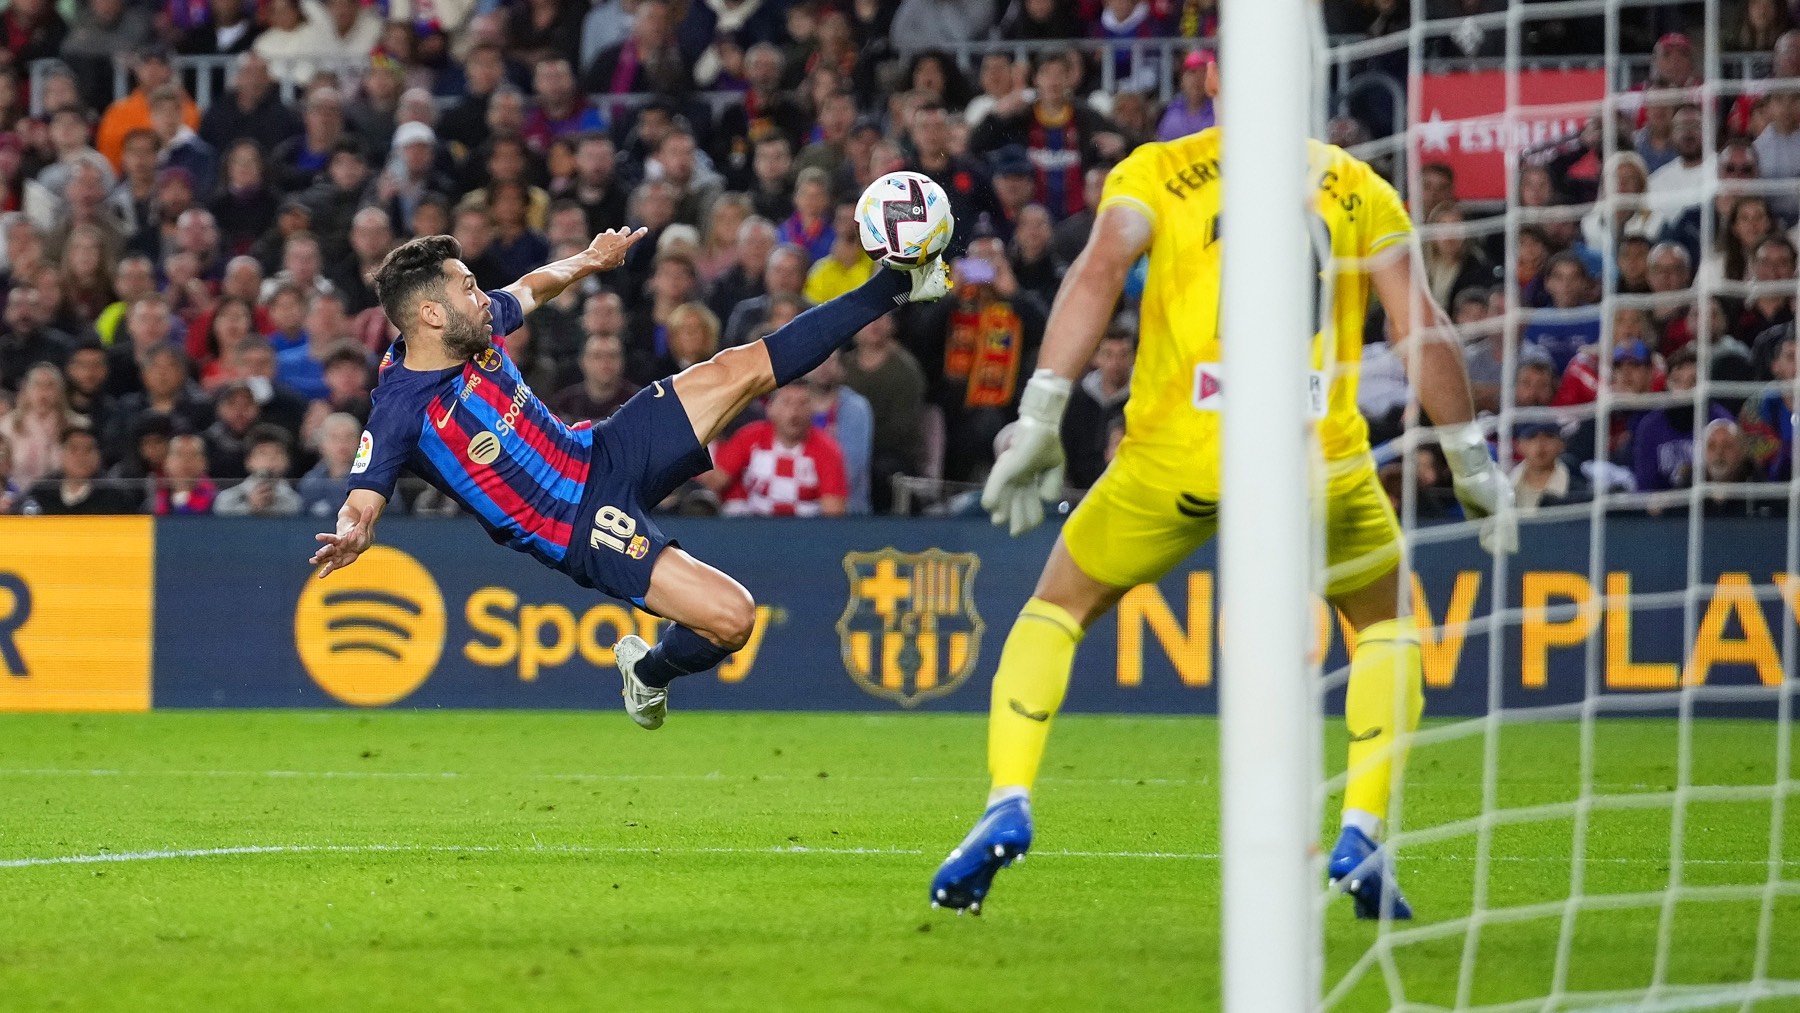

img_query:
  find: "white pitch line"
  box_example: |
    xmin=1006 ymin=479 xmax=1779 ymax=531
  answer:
xmin=0 ymin=767 xmax=1204 ymax=787
xmin=2 ymin=843 xmax=1797 ymax=872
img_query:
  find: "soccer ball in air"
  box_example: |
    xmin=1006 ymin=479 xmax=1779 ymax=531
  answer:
xmin=857 ymin=170 xmax=954 ymax=270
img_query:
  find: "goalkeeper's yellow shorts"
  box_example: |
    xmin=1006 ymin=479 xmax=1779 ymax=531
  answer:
xmin=1061 ymin=452 xmax=1402 ymax=599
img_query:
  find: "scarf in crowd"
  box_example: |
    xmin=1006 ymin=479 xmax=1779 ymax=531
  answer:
xmin=946 ymin=297 xmax=1024 ymax=409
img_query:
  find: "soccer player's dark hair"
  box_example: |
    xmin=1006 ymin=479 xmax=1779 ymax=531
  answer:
xmin=374 ymin=234 xmax=462 ymax=338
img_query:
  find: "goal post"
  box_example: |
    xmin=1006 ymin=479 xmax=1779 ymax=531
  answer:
xmin=1218 ymin=0 xmax=1321 ymax=1010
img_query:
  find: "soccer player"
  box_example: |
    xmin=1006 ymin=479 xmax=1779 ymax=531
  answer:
xmin=308 ymin=230 xmax=949 ymax=726
xmin=928 ymin=128 xmax=1516 ymax=918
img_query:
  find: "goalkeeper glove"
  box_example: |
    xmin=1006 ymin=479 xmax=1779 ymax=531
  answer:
xmin=1441 ymin=423 xmax=1518 ymax=556
xmin=981 ymin=369 xmax=1069 ymax=537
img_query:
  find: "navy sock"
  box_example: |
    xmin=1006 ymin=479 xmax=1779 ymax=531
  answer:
xmin=762 ymin=269 xmax=909 ymax=386
xmin=634 ymin=624 xmax=734 ymax=688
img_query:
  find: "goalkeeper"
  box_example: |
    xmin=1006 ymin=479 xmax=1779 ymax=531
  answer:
xmin=929 ymin=125 xmax=1515 ymax=919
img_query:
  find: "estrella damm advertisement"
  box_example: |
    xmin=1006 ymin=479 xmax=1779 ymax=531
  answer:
xmin=0 ymin=516 xmax=152 ymax=711
xmin=149 ymin=515 xmax=1799 ymax=715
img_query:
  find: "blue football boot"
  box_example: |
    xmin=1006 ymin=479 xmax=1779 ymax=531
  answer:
xmin=1328 ymin=826 xmax=1413 ymax=920
xmin=930 ymin=795 xmax=1033 ymax=915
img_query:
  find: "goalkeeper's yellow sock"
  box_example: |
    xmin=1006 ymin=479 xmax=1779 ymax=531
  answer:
xmin=1341 ymin=617 xmax=1423 ymax=838
xmin=987 ymin=597 xmax=1084 ymax=803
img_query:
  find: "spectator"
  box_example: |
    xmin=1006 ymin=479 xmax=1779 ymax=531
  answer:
xmin=549 ymin=332 xmax=638 ymax=424
xmin=525 ymin=57 xmax=606 ymax=153
xmin=63 ymin=342 xmax=113 ymax=434
xmin=147 ymin=87 xmax=217 ymax=198
xmin=649 ymin=129 xmax=724 ymax=230
xmin=708 ymin=216 xmax=778 ymax=324
xmin=1580 ymin=151 xmax=1664 ymax=251
xmin=1755 ymin=87 xmax=1800 ymax=181
xmin=556 ymin=133 xmax=628 ymax=238
xmin=706 ymin=381 xmax=849 ymax=517
xmin=1737 ymin=236 xmax=1797 ymax=339
xmin=451 ymin=207 xmax=510 ymax=290
xmin=221 ymin=337 xmax=308 ymax=438
xmin=746 ymin=134 xmax=798 ymax=224
xmin=964 ymin=52 xmax=1024 ymax=129
xmin=58 ymin=223 xmax=113 ymax=325
xmin=725 ymin=243 xmax=808 ymax=348
xmin=258 ymin=0 xmax=380 ymax=86
xmin=61 ymin=1 xmax=150 ymax=110
xmin=50 ymin=160 xmax=127 ymax=264
xmin=695 ymin=194 xmax=753 ymax=285
xmin=1661 ymin=140 xmax=1756 ymax=268
xmin=152 ymin=432 xmax=217 ymax=515
xmin=1647 ymin=241 xmax=1694 ymax=345
xmin=311 ymin=343 xmax=372 ymax=428
xmin=0 ymin=432 xmax=18 ymax=512
xmin=277 ymin=291 xmax=354 ymax=400
xmin=269 ymin=87 xmax=347 ymax=194
xmin=0 ymin=136 xmax=57 ymax=233
xmin=973 ymin=51 xmax=1124 ymax=221
xmin=209 ymin=140 xmax=279 ymax=259
xmin=176 ymin=0 xmax=259 ymax=58
xmin=1636 ymin=98 xmax=1679 ymax=174
xmin=1061 ymin=324 xmax=1133 ymax=490
xmin=1159 ymin=51 xmax=1217 ymax=141
xmin=1523 ymin=252 xmax=1600 ymax=371
xmin=297 ymin=410 xmax=362 ymax=516
xmin=189 ymin=297 xmax=257 ymax=386
xmin=839 ymin=313 xmax=925 ymax=512
xmin=344 ymin=61 xmax=405 ymax=161
xmin=439 ymin=43 xmax=509 ymax=153
xmin=779 ymin=167 xmax=836 ymax=262
xmin=300 ymin=139 xmax=373 ymax=265
xmin=1634 ymin=345 xmax=1734 ymax=492
xmin=716 ymin=45 xmax=809 ymax=178
xmin=459 ymin=136 xmax=550 ymax=229
xmin=804 ymin=351 xmax=874 ymax=514
xmin=796 ymin=92 xmax=858 ymax=180
xmin=1515 ymin=348 xmax=1559 ymax=409
xmin=1422 ymin=203 xmax=1494 ymax=308
xmin=1743 ymin=332 xmax=1796 ymax=478
xmin=1646 ymin=104 xmax=1708 ymax=211
xmin=332 ymin=207 xmax=396 ymax=315
xmin=1564 ymin=340 xmax=1655 ymax=467
xmin=262 ymin=284 xmax=312 ymax=356
xmin=890 ymin=0 xmax=996 ymax=58
xmin=1001 ymin=0 xmax=1083 ymax=40
xmin=647 ymin=299 xmax=719 ymax=382
xmin=260 ymin=233 xmax=336 ymax=303
xmin=1702 ymin=195 xmax=1776 ymax=288
xmin=199 ymin=54 xmax=301 ymax=157
xmin=1615 ymin=234 xmax=1653 ymax=294
xmin=586 ymin=0 xmax=692 ymax=96
xmin=1416 ymin=163 xmax=1457 ymax=219
xmin=96 ymin=45 xmax=199 ymax=171
xmin=201 ymin=379 xmax=262 ymax=479
xmin=0 ymin=288 xmax=73 ymax=389
xmin=0 ymin=363 xmax=79 ymax=486
xmin=906 ymin=101 xmax=1000 ymax=257
xmin=1510 ymin=422 xmax=1589 ymax=513
xmin=1051 ymin=167 xmax=1107 ymax=265
xmin=1009 ymin=204 xmax=1064 ymax=308
xmin=36 ymin=107 xmax=112 ymax=199
xmin=214 ymin=425 xmax=301 ymax=517
xmin=249 ymin=197 xmax=311 ymax=274
xmin=1695 ymin=421 xmax=1776 ymax=515
xmin=111 ymin=342 xmax=208 ymax=442
xmin=803 ymin=204 xmax=875 ymax=304
xmin=25 ymin=422 xmax=141 ymax=514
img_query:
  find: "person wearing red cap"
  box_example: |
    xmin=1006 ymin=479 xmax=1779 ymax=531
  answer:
xmin=1157 ymin=50 xmax=1216 ymax=141
xmin=1626 ymin=33 xmax=1701 ymax=131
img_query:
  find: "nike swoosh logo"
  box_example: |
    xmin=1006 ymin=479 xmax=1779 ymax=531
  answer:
xmin=1348 ymin=727 xmax=1383 ymax=743
xmin=1009 ymin=699 xmax=1050 ymax=723
xmin=652 ymin=381 xmax=666 ymax=398
xmin=435 ymin=410 xmax=454 ymax=428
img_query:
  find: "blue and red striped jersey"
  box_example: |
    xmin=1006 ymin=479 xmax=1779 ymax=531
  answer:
xmin=348 ymin=289 xmax=595 ymax=565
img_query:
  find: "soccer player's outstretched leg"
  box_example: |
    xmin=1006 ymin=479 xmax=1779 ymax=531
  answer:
xmin=309 ymin=230 xmax=949 ymax=727
xmin=929 ymin=123 xmax=1516 ymax=917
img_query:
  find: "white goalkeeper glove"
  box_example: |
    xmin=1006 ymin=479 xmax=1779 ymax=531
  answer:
xmin=981 ymin=369 xmax=1069 ymax=537
xmin=1441 ymin=423 xmax=1518 ymax=556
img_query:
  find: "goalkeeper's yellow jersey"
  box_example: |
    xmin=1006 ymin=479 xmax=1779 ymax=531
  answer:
xmin=1096 ymin=128 xmax=1414 ymax=495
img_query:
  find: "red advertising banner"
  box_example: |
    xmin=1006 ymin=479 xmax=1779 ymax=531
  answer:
xmin=1413 ymin=69 xmax=1608 ymax=200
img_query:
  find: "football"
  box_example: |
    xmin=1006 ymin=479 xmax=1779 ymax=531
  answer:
xmin=856 ymin=170 xmax=954 ymax=270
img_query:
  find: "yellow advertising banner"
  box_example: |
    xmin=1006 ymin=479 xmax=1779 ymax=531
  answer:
xmin=0 ymin=516 xmax=152 ymax=711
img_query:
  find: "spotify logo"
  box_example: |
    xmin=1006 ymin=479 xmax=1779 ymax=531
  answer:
xmin=294 ymin=546 xmax=446 ymax=706
xmin=468 ymin=431 xmax=501 ymax=466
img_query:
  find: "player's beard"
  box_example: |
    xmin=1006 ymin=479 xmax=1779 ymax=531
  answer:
xmin=441 ymin=308 xmax=492 ymax=361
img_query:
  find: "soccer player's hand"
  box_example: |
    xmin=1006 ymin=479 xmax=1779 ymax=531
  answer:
xmin=310 ymin=503 xmax=377 ymax=578
xmin=1442 ymin=424 xmax=1519 ymax=556
xmin=584 ymin=226 xmax=648 ymax=272
xmin=981 ymin=370 xmax=1072 ymax=537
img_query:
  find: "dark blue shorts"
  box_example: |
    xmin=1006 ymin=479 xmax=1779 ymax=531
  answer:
xmin=558 ymin=379 xmax=712 ymax=605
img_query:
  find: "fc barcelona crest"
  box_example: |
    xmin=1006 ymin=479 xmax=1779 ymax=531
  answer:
xmin=837 ymin=549 xmax=983 ymax=707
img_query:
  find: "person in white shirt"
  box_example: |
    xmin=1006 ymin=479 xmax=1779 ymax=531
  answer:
xmin=1647 ymin=105 xmax=1711 ymax=212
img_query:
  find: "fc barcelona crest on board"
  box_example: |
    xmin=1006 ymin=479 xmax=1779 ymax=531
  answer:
xmin=837 ymin=549 xmax=984 ymax=707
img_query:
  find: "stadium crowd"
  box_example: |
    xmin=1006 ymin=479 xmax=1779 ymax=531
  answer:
xmin=0 ymin=0 xmax=1786 ymax=524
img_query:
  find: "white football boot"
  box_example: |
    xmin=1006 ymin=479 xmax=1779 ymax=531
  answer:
xmin=615 ymin=635 xmax=667 ymax=730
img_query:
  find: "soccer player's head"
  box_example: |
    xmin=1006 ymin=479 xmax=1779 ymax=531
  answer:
xmin=374 ymin=235 xmax=493 ymax=361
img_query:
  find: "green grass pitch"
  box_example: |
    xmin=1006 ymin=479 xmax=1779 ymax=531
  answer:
xmin=0 ymin=712 xmax=1796 ymax=1011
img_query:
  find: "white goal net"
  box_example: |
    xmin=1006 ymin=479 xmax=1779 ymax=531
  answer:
xmin=1307 ymin=0 xmax=1800 ymax=1008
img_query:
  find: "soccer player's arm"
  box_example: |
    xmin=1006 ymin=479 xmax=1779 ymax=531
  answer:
xmin=1362 ymin=163 xmax=1516 ymax=552
xmin=500 ymin=226 xmax=647 ymax=315
xmin=980 ymin=152 xmax=1154 ymax=534
xmin=309 ymin=399 xmax=412 ymax=577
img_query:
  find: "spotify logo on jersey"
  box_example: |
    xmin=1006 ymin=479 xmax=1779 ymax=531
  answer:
xmin=468 ymin=431 xmax=501 ymax=466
